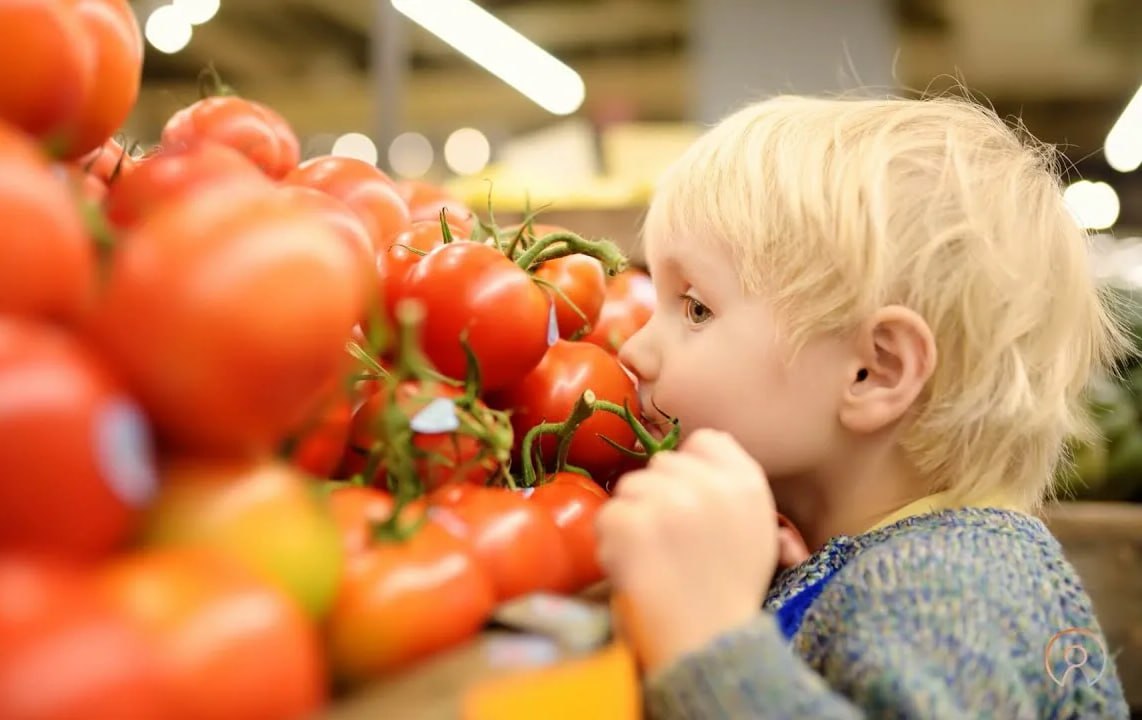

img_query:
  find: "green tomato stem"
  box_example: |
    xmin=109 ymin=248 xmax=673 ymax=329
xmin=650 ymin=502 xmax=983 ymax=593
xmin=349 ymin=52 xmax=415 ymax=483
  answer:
xmin=515 ymin=231 xmax=629 ymax=276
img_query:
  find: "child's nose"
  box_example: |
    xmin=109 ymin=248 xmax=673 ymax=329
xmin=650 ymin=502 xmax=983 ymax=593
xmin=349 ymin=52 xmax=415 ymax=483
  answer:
xmin=618 ymin=322 xmax=659 ymax=383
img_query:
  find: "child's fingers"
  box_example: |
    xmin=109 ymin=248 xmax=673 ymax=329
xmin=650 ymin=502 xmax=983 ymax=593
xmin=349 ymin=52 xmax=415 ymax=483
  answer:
xmin=777 ymin=527 xmax=811 ymax=569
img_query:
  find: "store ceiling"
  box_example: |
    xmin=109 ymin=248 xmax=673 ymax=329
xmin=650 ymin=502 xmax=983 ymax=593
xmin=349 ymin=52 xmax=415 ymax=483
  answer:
xmin=131 ymin=0 xmax=1142 ymax=168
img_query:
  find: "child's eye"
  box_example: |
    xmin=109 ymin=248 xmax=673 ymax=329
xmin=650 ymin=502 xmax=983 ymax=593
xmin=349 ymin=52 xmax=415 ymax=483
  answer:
xmin=682 ymin=295 xmax=713 ymax=325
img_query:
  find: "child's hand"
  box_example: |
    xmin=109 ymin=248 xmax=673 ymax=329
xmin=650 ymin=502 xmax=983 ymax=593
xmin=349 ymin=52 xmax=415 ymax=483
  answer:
xmin=596 ymin=429 xmax=781 ymax=673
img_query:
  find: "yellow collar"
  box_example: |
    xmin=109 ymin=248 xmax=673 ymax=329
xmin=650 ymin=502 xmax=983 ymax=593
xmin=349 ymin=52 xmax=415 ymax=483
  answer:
xmin=867 ymin=491 xmax=1017 ymax=533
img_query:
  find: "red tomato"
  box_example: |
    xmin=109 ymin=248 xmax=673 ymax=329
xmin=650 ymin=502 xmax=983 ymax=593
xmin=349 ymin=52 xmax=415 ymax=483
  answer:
xmin=529 ymin=472 xmax=609 ymax=591
xmin=0 ymin=318 xmax=158 ymax=560
xmin=371 ymin=243 xmax=424 ymax=326
xmin=396 ymin=179 xmax=475 ymax=234
xmin=345 ymin=381 xmax=505 ymax=492
xmin=492 ymin=339 xmax=640 ymax=481
xmin=77 ymin=136 xmax=135 ymax=184
xmin=391 ymin=219 xmax=467 ymax=252
xmin=582 ymin=269 xmax=656 ymax=354
xmin=328 ymin=520 xmax=495 ymax=681
xmin=288 ymin=396 xmax=355 ymax=479
xmin=66 ymin=0 xmax=142 ymax=159
xmin=286 ymin=156 xmax=411 ymax=251
xmin=534 ymin=254 xmax=607 ymax=339
xmin=98 ymin=549 xmax=326 ymax=720
xmin=90 ymin=186 xmax=364 ymax=457
xmin=401 ymin=242 xmax=552 ymax=392
xmin=161 ymin=96 xmax=300 ymax=180
xmin=429 ymin=485 xmax=572 ymax=599
xmin=0 ymin=123 xmax=94 ymax=322
xmin=104 ymin=141 xmax=268 ymax=230
xmin=327 ymin=485 xmax=394 ymax=555
xmin=0 ymin=557 xmax=168 ymax=720
xmin=0 ymin=1 xmax=92 ymax=147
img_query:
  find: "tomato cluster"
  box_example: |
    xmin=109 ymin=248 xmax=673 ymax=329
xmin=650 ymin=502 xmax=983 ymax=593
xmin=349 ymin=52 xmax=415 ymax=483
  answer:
xmin=0 ymin=6 xmax=668 ymax=713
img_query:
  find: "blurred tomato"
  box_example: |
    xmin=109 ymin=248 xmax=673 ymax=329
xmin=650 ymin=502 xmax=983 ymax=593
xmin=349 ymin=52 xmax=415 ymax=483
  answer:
xmin=0 ymin=318 xmax=158 ymax=560
xmin=327 ymin=485 xmax=394 ymax=556
xmin=429 ymin=485 xmax=571 ymax=599
xmin=328 ymin=520 xmax=495 ymax=681
xmin=286 ymin=156 xmax=411 ymax=251
xmin=0 ymin=556 xmax=167 ymax=720
xmin=90 ymin=186 xmax=364 ymax=456
xmin=0 ymin=122 xmax=94 ymax=322
xmin=162 ymin=96 xmax=299 ymax=179
xmin=534 ymin=253 xmax=606 ymax=339
xmin=391 ymin=218 xmax=466 ymax=252
xmin=582 ymin=269 xmax=656 ymax=354
xmin=529 ymin=472 xmax=609 ymax=591
xmin=369 ymin=243 xmax=424 ymax=330
xmin=401 ymin=242 xmax=552 ymax=392
xmin=492 ymin=339 xmax=640 ymax=481
xmin=287 ymin=396 xmax=355 ymax=479
xmin=104 ymin=141 xmax=268 ymax=230
xmin=76 ymin=136 xmax=135 ymax=184
xmin=141 ymin=460 xmax=343 ymax=618
xmin=396 ymin=179 xmax=475 ymax=235
xmin=99 ymin=549 xmax=325 ymax=720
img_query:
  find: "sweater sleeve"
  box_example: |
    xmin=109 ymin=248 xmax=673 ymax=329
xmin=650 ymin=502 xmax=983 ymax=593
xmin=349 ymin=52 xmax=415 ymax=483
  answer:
xmin=643 ymin=528 xmax=1130 ymax=720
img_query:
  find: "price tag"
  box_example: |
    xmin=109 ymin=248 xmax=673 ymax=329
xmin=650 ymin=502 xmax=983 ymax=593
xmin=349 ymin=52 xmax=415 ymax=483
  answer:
xmin=409 ymin=397 xmax=460 ymax=433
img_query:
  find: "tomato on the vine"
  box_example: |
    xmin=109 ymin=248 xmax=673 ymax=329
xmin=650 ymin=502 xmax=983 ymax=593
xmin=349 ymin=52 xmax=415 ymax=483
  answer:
xmin=0 ymin=557 xmax=168 ymax=720
xmin=287 ymin=396 xmax=355 ymax=479
xmin=582 ymin=268 xmax=656 ymax=354
xmin=98 ymin=549 xmax=326 ymax=720
xmin=392 ymin=219 xmax=467 ymax=252
xmin=429 ymin=485 xmax=572 ymax=599
xmin=77 ymin=136 xmax=135 ymax=185
xmin=400 ymin=242 xmax=552 ymax=392
xmin=286 ymin=156 xmax=411 ymax=251
xmin=534 ymin=252 xmax=606 ymax=339
xmin=396 ymin=179 xmax=476 ymax=235
xmin=90 ymin=185 xmax=364 ymax=457
xmin=372 ymin=243 xmax=424 ymax=326
xmin=0 ymin=122 xmax=94 ymax=323
xmin=328 ymin=519 xmax=495 ymax=681
xmin=529 ymin=472 xmax=609 ymax=591
xmin=161 ymin=96 xmax=300 ymax=180
xmin=0 ymin=318 xmax=158 ymax=561
xmin=492 ymin=339 xmax=640 ymax=481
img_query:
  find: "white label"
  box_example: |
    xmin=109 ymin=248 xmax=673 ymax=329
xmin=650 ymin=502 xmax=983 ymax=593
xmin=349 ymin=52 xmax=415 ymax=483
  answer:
xmin=93 ymin=399 xmax=159 ymax=508
xmin=546 ymin=301 xmax=559 ymax=346
xmin=409 ymin=397 xmax=460 ymax=434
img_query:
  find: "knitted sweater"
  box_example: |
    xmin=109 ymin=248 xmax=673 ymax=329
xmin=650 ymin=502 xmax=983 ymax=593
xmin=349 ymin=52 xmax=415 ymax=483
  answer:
xmin=644 ymin=509 xmax=1130 ymax=719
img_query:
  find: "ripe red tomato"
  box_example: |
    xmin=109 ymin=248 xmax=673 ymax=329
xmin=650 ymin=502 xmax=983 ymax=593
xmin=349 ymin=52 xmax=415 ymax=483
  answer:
xmin=66 ymin=0 xmax=142 ymax=159
xmin=104 ymin=141 xmax=269 ymax=230
xmin=401 ymin=242 xmax=552 ymax=392
xmin=329 ymin=520 xmax=495 ymax=680
xmin=77 ymin=136 xmax=135 ymax=184
xmin=98 ymin=549 xmax=326 ymax=720
xmin=492 ymin=339 xmax=640 ymax=481
xmin=582 ymin=269 xmax=656 ymax=354
xmin=345 ymin=381 xmax=505 ymax=492
xmin=90 ymin=186 xmax=364 ymax=457
xmin=327 ymin=485 xmax=394 ymax=555
xmin=0 ymin=557 xmax=168 ymax=720
xmin=534 ymin=253 xmax=606 ymax=339
xmin=286 ymin=156 xmax=411 ymax=251
xmin=287 ymin=396 xmax=355 ymax=479
xmin=396 ymin=179 xmax=476 ymax=235
xmin=429 ymin=485 xmax=572 ymax=599
xmin=141 ymin=459 xmax=344 ymax=619
xmin=391 ymin=219 xmax=467 ymax=252
xmin=0 ymin=122 xmax=94 ymax=323
xmin=529 ymin=472 xmax=609 ymax=591
xmin=161 ymin=96 xmax=300 ymax=180
xmin=0 ymin=318 xmax=158 ymax=561
xmin=371 ymin=242 xmax=424 ymax=326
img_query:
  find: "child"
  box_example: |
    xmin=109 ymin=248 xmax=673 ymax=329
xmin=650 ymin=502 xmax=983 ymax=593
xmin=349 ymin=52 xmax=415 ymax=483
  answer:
xmin=595 ymin=95 xmax=1131 ymax=718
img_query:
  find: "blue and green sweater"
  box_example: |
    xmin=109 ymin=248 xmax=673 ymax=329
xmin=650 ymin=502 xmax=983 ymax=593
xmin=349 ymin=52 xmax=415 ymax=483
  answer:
xmin=645 ymin=508 xmax=1129 ymax=719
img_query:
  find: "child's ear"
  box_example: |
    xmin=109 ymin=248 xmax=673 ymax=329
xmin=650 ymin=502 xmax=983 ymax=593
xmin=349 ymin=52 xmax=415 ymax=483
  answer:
xmin=839 ymin=306 xmax=937 ymax=434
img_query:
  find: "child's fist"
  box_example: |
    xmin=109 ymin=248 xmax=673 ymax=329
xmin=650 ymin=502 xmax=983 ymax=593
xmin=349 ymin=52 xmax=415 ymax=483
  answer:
xmin=595 ymin=429 xmax=781 ymax=673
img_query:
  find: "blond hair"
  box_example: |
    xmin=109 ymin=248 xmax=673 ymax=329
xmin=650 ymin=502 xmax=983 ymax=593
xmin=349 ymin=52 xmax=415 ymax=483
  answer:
xmin=643 ymin=94 xmax=1129 ymax=510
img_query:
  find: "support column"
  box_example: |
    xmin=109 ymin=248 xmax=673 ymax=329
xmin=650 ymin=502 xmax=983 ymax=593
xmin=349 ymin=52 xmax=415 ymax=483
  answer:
xmin=372 ymin=0 xmax=408 ymax=172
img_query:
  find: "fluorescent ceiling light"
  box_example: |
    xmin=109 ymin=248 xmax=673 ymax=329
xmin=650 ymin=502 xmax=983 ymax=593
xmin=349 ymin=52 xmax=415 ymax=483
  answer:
xmin=1105 ymin=84 xmax=1142 ymax=173
xmin=391 ymin=0 xmax=586 ymax=116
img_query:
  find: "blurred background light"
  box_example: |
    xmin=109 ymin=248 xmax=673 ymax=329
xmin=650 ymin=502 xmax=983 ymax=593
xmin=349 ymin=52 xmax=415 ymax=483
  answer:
xmin=443 ymin=128 xmax=491 ymax=175
xmin=388 ymin=132 xmax=434 ymax=178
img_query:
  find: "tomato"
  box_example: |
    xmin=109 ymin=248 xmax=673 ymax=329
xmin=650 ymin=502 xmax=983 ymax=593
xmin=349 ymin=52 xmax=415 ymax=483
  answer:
xmin=391 ymin=219 xmax=467 ymax=252
xmin=99 ymin=549 xmax=326 ymax=720
xmin=90 ymin=185 xmax=364 ymax=456
xmin=66 ymin=0 xmax=142 ymax=159
xmin=328 ymin=520 xmax=495 ymax=681
xmin=582 ymin=268 xmax=656 ymax=354
xmin=371 ymin=242 xmax=424 ymax=326
xmin=534 ymin=253 xmax=606 ymax=339
xmin=0 ymin=1 xmax=92 ymax=149
xmin=327 ymin=485 xmax=394 ymax=555
xmin=161 ymin=96 xmax=300 ymax=180
xmin=56 ymin=161 xmax=109 ymax=206
xmin=277 ymin=185 xmax=376 ymax=306
xmin=396 ymin=179 xmax=476 ymax=235
xmin=104 ymin=141 xmax=268 ymax=230
xmin=401 ymin=242 xmax=552 ymax=392
xmin=429 ymin=485 xmax=572 ymax=599
xmin=0 ymin=123 xmax=94 ymax=322
xmin=287 ymin=396 xmax=355 ymax=479
xmin=529 ymin=472 xmax=609 ymax=591
xmin=0 ymin=319 xmax=158 ymax=560
xmin=345 ymin=380 xmax=507 ymax=492
xmin=286 ymin=156 xmax=411 ymax=251
xmin=77 ymin=136 xmax=135 ymax=184
xmin=141 ymin=459 xmax=343 ymax=618
xmin=492 ymin=339 xmax=640 ymax=481
xmin=0 ymin=557 xmax=167 ymax=720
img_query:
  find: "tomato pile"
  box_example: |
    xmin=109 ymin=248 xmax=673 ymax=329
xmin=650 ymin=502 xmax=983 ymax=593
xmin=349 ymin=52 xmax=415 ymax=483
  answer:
xmin=0 ymin=2 xmax=666 ymax=716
